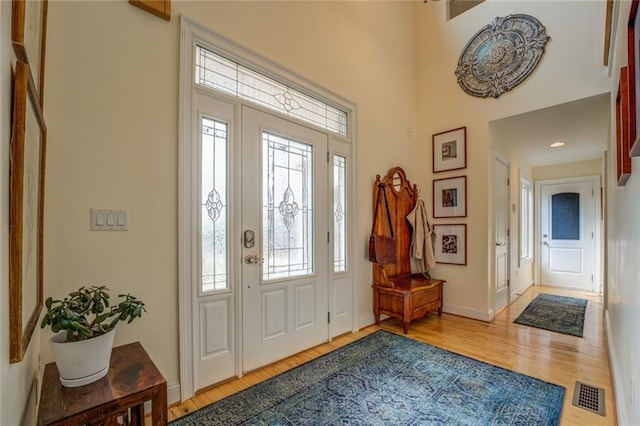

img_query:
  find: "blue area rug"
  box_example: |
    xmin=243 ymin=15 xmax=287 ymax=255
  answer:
xmin=514 ymin=293 xmax=588 ymax=337
xmin=171 ymin=330 xmax=564 ymax=425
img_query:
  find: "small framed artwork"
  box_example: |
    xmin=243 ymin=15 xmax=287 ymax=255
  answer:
xmin=432 ymin=127 xmax=466 ymax=173
xmin=433 ymin=224 xmax=467 ymax=265
xmin=433 ymin=175 xmax=467 ymax=218
xmin=616 ymin=66 xmax=632 ymax=186
xmin=129 ymin=0 xmax=172 ymax=21
xmin=628 ymin=0 xmax=640 ymax=156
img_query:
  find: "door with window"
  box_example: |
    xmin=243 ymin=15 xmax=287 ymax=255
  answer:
xmin=539 ymin=177 xmax=598 ymax=291
xmin=241 ymin=107 xmax=329 ymax=372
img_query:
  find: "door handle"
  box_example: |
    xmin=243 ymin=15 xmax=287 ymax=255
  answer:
xmin=495 ymin=242 xmax=505 ymax=246
xmin=542 ymin=241 xmax=549 ymax=246
xmin=244 ymin=254 xmax=264 ymax=264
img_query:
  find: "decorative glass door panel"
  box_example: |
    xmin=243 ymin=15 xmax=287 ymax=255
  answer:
xmin=333 ymin=155 xmax=347 ymax=272
xmin=201 ymin=117 xmax=228 ymax=292
xmin=262 ymin=132 xmax=314 ymax=281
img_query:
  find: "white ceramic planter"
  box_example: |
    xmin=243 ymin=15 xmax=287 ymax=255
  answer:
xmin=50 ymin=328 xmax=116 ymax=387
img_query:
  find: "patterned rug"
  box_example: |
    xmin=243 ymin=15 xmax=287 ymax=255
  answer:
xmin=514 ymin=293 xmax=588 ymax=337
xmin=171 ymin=330 xmax=564 ymax=425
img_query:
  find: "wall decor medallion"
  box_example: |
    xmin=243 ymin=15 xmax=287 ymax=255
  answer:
xmin=455 ymin=14 xmax=550 ymax=98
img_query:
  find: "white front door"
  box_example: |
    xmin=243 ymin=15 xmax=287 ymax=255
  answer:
xmin=241 ymin=106 xmax=329 ymax=372
xmin=539 ymin=178 xmax=597 ymax=291
xmin=494 ymin=153 xmax=509 ymax=314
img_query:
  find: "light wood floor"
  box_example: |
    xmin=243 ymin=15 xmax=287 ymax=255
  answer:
xmin=166 ymin=285 xmax=616 ymax=425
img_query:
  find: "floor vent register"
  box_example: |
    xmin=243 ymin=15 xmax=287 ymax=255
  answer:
xmin=572 ymin=381 xmax=605 ymax=416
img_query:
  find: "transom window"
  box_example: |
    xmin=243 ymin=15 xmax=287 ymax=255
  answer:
xmin=195 ymin=46 xmax=348 ymax=137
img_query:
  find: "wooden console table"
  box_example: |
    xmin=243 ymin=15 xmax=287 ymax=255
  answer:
xmin=37 ymin=342 xmax=167 ymax=426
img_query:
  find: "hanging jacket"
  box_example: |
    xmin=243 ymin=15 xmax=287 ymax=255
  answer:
xmin=406 ymin=199 xmax=437 ymax=274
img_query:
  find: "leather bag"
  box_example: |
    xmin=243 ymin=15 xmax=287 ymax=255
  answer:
xmin=368 ymin=183 xmax=397 ymax=264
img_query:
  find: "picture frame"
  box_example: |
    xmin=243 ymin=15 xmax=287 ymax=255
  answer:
xmin=432 ymin=127 xmax=466 ymax=173
xmin=629 ymin=0 xmax=640 ymax=156
xmin=9 ymin=61 xmax=47 ymax=363
xmin=433 ymin=224 xmax=467 ymax=265
xmin=129 ymin=0 xmax=172 ymax=21
xmin=616 ymin=66 xmax=632 ymax=186
xmin=433 ymin=175 xmax=467 ymax=218
xmin=12 ymin=0 xmax=49 ymax=106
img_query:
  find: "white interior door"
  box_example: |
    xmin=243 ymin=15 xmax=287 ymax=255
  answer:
xmin=241 ymin=106 xmax=329 ymax=372
xmin=539 ymin=178 xmax=597 ymax=291
xmin=494 ymin=154 xmax=509 ymax=314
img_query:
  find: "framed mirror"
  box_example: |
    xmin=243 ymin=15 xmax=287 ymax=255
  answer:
xmin=10 ymin=61 xmax=47 ymax=363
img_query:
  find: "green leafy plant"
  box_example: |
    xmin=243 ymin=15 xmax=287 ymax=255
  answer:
xmin=40 ymin=285 xmax=146 ymax=342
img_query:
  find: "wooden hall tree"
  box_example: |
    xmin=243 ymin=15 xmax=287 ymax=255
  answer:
xmin=370 ymin=167 xmax=445 ymax=333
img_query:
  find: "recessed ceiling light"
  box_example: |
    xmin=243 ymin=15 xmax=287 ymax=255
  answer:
xmin=550 ymin=142 xmax=565 ymax=148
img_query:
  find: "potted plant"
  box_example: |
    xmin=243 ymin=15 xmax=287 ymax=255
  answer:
xmin=40 ymin=285 xmax=146 ymax=387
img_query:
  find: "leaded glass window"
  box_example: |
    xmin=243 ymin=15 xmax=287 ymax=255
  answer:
xmin=333 ymin=155 xmax=347 ymax=272
xmin=201 ymin=117 xmax=228 ymax=291
xmin=195 ymin=46 xmax=347 ymax=137
xmin=551 ymin=192 xmax=580 ymax=240
xmin=262 ymin=131 xmax=313 ymax=280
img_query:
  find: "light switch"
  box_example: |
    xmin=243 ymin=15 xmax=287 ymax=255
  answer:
xmin=91 ymin=209 xmax=128 ymax=231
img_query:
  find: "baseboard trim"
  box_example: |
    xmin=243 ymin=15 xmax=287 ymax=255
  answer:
xmin=605 ymin=309 xmax=627 ymax=425
xmin=443 ymin=304 xmax=493 ymax=322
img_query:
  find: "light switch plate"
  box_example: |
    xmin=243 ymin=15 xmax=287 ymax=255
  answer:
xmin=91 ymin=209 xmax=128 ymax=231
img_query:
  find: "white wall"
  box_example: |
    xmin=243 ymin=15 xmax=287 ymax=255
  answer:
xmin=415 ymin=1 xmax=609 ymax=319
xmin=0 ymin=1 xmax=41 ymax=425
xmin=607 ymin=1 xmax=640 ymax=423
xmin=42 ymin=0 xmax=418 ymax=403
xmin=533 ymin=159 xmax=602 ymax=181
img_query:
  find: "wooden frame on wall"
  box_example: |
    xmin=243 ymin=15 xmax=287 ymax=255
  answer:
xmin=433 ymin=224 xmax=467 ymax=265
xmin=129 ymin=0 xmax=171 ymax=21
xmin=617 ymin=66 xmax=632 ymax=186
xmin=628 ymin=0 xmax=640 ymax=156
xmin=432 ymin=127 xmax=467 ymax=173
xmin=12 ymin=0 xmax=49 ymax=106
xmin=433 ymin=175 xmax=467 ymax=218
xmin=10 ymin=61 xmax=47 ymax=363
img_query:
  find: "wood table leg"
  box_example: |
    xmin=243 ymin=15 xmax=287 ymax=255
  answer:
xmin=130 ymin=404 xmax=144 ymax=425
xmin=152 ymin=382 xmax=168 ymax=425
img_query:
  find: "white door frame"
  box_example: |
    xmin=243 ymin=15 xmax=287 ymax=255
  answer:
xmin=178 ymin=17 xmax=358 ymax=402
xmin=534 ymin=175 xmax=601 ymax=292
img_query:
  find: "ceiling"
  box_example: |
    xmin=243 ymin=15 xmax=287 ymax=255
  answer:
xmin=490 ymin=93 xmax=610 ymax=167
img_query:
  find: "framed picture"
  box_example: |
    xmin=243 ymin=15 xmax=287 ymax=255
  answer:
xmin=432 ymin=127 xmax=466 ymax=173
xmin=129 ymin=0 xmax=172 ymax=21
xmin=9 ymin=61 xmax=47 ymax=363
xmin=433 ymin=175 xmax=467 ymax=218
xmin=616 ymin=66 xmax=632 ymax=186
xmin=629 ymin=0 xmax=640 ymax=156
xmin=433 ymin=224 xmax=467 ymax=265
xmin=12 ymin=0 xmax=49 ymax=106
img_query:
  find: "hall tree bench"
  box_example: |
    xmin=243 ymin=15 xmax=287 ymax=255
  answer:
xmin=371 ymin=167 xmax=445 ymax=334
